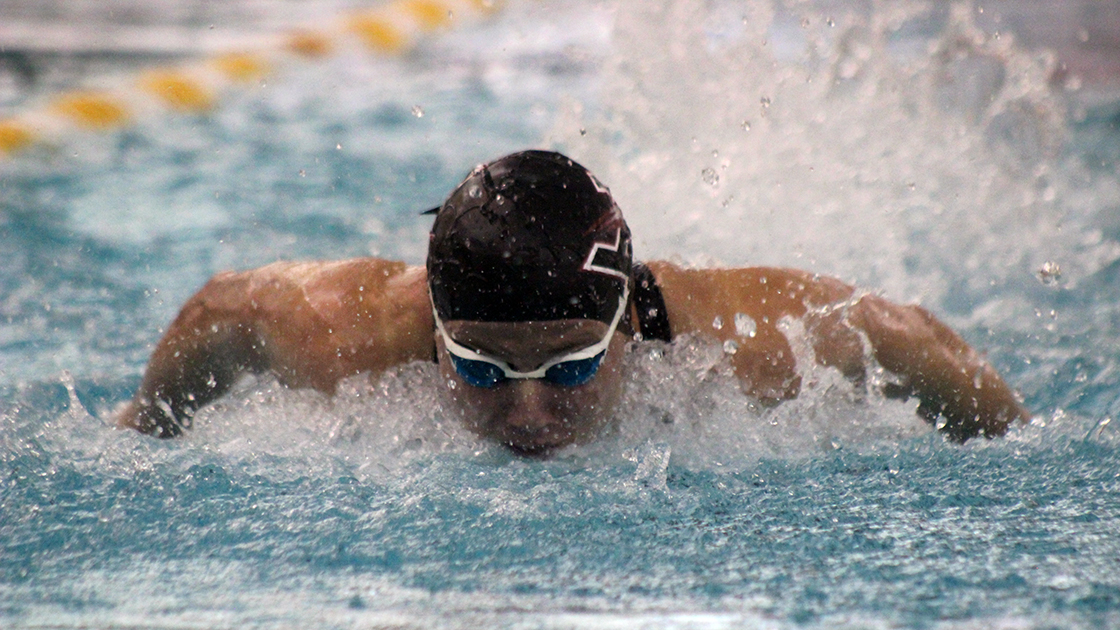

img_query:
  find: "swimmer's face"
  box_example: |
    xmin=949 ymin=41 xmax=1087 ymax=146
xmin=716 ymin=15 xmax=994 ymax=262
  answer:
xmin=435 ymin=319 xmax=628 ymax=456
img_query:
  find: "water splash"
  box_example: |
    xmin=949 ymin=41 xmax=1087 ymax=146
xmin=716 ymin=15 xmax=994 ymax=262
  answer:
xmin=552 ymin=0 xmax=1120 ymax=316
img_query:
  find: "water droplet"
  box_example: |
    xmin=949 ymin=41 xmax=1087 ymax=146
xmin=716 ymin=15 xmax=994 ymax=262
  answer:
xmin=299 ymin=169 xmax=306 ymax=177
xmin=336 ymin=143 xmax=342 ymax=150
xmin=734 ymin=313 xmax=757 ymax=338
xmin=1049 ymin=575 xmax=1080 ymax=591
xmin=760 ymin=96 xmax=771 ymax=108
xmin=411 ymin=105 xmax=424 ymax=118
xmin=579 ymin=128 xmax=587 ymax=136
xmin=1038 ymin=261 xmax=1061 ymax=285
xmin=826 ymin=17 xmax=835 ymax=27
xmin=740 ymin=120 xmax=751 ymax=131
xmin=723 ymin=339 xmax=739 ymax=355
xmin=701 ymin=167 xmax=720 ymax=187
xmin=712 ymin=315 xmax=723 ymax=330
xmin=468 ymin=185 xmax=482 ymax=199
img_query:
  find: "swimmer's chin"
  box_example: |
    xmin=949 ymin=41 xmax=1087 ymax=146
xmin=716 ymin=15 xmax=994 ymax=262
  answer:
xmin=502 ymin=440 xmax=565 ymax=458
xmin=498 ymin=432 xmax=590 ymax=458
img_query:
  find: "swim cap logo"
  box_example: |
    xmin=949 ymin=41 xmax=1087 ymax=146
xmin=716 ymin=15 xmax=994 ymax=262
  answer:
xmin=582 ymin=228 xmax=629 ymax=280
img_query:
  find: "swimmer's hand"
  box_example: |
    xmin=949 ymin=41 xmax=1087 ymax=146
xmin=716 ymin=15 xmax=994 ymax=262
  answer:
xmin=115 ymin=399 xmax=187 ymax=438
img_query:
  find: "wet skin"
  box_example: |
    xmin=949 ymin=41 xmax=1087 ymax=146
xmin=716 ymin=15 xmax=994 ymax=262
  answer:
xmin=115 ymin=259 xmax=1029 ymax=446
xmin=436 ymin=319 xmax=628 ymax=455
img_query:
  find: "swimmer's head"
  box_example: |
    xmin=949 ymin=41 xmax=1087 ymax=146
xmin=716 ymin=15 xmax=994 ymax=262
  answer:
xmin=427 ymin=150 xmax=632 ymax=325
xmin=427 ymin=150 xmax=633 ymax=455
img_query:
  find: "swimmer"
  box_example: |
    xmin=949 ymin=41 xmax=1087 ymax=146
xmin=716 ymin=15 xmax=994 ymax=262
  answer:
xmin=116 ymin=150 xmax=1030 ymax=454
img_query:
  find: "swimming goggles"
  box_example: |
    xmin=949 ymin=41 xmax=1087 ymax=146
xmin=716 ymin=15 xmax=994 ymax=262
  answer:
xmin=433 ymin=288 xmax=629 ymax=389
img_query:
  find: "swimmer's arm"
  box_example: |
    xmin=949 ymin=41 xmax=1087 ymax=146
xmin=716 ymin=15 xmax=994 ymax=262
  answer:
xmin=647 ymin=262 xmax=1028 ymax=441
xmin=116 ymin=259 xmax=435 ymax=437
xmin=844 ymin=294 xmax=1030 ymax=440
xmin=115 ymin=271 xmax=267 ymax=437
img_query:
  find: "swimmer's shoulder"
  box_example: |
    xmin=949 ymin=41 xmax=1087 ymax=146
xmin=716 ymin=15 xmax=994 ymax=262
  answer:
xmin=220 ymin=257 xmax=419 ymax=292
xmin=643 ymin=260 xmax=856 ymax=335
xmin=199 ymin=258 xmax=435 ymax=384
xmin=244 ymin=256 xmax=431 ymax=326
xmin=201 ymin=258 xmax=424 ymax=305
xmin=194 ymin=257 xmax=430 ymax=339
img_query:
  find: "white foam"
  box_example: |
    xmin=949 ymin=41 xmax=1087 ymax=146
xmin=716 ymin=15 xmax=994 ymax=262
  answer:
xmin=548 ymin=0 xmax=1120 ymax=314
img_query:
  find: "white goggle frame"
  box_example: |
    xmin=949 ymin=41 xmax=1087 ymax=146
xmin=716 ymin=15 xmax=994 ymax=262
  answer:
xmin=433 ymin=286 xmax=630 ymax=380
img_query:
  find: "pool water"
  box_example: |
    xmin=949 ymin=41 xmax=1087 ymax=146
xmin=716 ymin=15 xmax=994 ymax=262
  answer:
xmin=3 ymin=0 xmax=1120 ymax=628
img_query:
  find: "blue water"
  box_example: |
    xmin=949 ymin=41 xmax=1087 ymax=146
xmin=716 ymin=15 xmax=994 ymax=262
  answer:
xmin=4 ymin=1 xmax=1120 ymax=628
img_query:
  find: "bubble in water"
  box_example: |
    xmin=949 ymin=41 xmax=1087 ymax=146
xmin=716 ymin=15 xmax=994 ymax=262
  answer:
xmin=411 ymin=105 xmax=424 ymax=118
xmin=701 ymin=167 xmax=720 ymax=187
xmin=712 ymin=315 xmax=723 ymax=330
xmin=734 ymin=312 xmax=757 ymax=338
xmin=1038 ymin=261 xmax=1061 ymax=285
xmin=723 ymin=339 xmax=739 ymax=355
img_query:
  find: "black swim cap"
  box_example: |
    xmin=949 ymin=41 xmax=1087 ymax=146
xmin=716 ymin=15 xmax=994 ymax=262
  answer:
xmin=427 ymin=150 xmax=632 ymax=324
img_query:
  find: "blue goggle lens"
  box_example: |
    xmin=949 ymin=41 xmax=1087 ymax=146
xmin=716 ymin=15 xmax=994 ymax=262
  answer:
xmin=542 ymin=352 xmax=605 ymax=387
xmin=448 ymin=351 xmax=606 ymax=388
xmin=448 ymin=355 xmax=507 ymax=388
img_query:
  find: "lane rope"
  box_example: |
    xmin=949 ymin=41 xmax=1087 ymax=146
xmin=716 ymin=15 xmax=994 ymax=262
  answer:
xmin=0 ymin=0 xmax=500 ymax=158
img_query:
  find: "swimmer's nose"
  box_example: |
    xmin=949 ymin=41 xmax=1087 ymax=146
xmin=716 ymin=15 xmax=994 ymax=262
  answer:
xmin=504 ymin=380 xmax=560 ymax=432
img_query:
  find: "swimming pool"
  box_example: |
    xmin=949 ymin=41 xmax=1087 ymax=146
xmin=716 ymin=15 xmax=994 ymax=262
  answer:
xmin=3 ymin=0 xmax=1120 ymax=628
